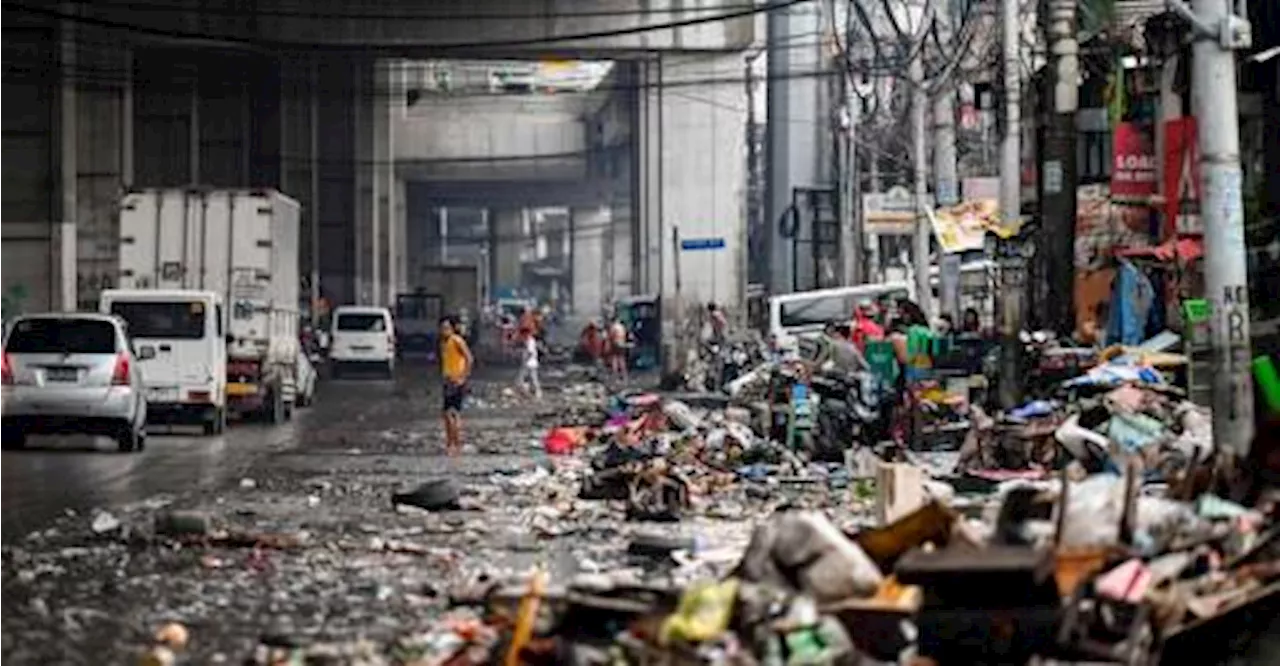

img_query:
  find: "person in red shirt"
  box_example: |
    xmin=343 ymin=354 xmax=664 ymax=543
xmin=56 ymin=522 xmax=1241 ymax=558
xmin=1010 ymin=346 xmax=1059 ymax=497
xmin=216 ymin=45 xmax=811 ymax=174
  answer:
xmin=849 ymin=303 xmax=885 ymax=352
xmin=580 ymin=320 xmax=604 ymax=365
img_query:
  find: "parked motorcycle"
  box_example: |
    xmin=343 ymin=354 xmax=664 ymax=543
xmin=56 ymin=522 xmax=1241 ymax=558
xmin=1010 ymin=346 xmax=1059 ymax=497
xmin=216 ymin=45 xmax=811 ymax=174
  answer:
xmin=809 ymin=370 xmax=891 ymax=462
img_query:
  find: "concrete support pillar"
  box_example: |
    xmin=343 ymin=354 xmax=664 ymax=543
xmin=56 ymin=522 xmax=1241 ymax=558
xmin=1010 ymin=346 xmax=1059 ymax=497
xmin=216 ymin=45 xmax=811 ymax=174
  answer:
xmin=278 ymin=57 xmax=320 ymax=317
xmin=352 ymin=63 xmax=373 ymax=305
xmin=55 ymin=4 xmax=78 ymax=311
xmin=384 ymin=60 xmax=406 ymax=302
xmin=765 ymin=0 xmax=823 ymax=294
xmin=121 ymin=46 xmax=134 ymax=189
xmin=310 ymin=57 xmax=358 ymax=306
xmin=371 ymin=60 xmax=391 ymax=306
xmin=70 ymin=27 xmax=131 ymax=310
xmin=391 ymin=176 xmax=407 ymax=297
xmin=570 ymin=206 xmax=610 ymax=316
xmin=635 ymin=54 xmax=748 ymax=316
xmin=609 ymin=198 xmax=632 ymax=304
xmin=490 ymin=208 xmax=524 ymax=295
xmin=634 ymin=60 xmax=663 ymax=297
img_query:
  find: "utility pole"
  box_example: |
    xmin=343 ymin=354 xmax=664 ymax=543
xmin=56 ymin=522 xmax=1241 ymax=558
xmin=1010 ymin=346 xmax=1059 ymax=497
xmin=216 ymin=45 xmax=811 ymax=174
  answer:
xmin=932 ymin=9 xmax=961 ymax=322
xmin=839 ymin=92 xmax=861 ymax=286
xmin=910 ymin=55 xmax=932 ymax=322
xmin=1038 ymin=0 xmax=1079 ymax=335
xmin=1178 ymin=0 xmax=1254 ymax=455
xmin=997 ymin=0 xmax=1023 ymax=409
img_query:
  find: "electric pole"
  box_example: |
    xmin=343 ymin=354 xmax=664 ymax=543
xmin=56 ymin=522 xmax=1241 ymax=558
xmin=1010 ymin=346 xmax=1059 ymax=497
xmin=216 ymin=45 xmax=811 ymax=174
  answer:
xmin=997 ymin=0 xmax=1023 ymax=409
xmin=933 ymin=11 xmax=961 ymax=322
xmin=1038 ymin=0 xmax=1079 ymax=335
xmin=840 ymin=84 xmax=862 ymax=286
xmin=1180 ymin=0 xmax=1254 ymax=455
xmin=839 ymin=1 xmax=863 ymax=287
xmin=911 ymin=54 xmax=932 ymax=322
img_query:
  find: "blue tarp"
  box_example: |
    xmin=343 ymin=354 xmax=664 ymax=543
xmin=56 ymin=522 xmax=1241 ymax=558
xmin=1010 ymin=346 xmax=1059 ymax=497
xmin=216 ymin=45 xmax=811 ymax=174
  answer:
xmin=1106 ymin=259 xmax=1156 ymax=346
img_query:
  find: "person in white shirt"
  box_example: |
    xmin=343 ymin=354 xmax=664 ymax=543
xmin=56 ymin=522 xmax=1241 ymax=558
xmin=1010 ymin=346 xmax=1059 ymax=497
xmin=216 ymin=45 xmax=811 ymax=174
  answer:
xmin=515 ymin=327 xmax=542 ymax=399
xmin=607 ymin=317 xmax=629 ymax=381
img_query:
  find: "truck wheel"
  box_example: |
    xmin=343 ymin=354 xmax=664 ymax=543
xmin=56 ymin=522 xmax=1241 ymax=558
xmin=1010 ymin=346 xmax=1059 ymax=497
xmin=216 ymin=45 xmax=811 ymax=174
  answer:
xmin=3 ymin=426 xmax=26 ymax=450
xmin=116 ymin=423 xmax=140 ymax=453
xmin=269 ymin=386 xmax=286 ymax=425
xmin=203 ymin=408 xmax=226 ymax=435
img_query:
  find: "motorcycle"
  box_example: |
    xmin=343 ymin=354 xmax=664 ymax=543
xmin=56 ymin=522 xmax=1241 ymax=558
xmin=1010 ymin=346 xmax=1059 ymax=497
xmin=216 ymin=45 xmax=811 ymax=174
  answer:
xmin=809 ymin=370 xmax=891 ymax=461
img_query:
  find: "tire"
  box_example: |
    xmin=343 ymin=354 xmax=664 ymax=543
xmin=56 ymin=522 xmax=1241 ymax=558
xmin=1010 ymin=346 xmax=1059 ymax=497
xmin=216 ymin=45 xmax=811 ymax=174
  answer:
xmin=2 ymin=426 xmax=26 ymax=450
xmin=284 ymin=400 xmax=294 ymax=422
xmin=202 ymin=408 xmax=226 ymax=435
xmin=384 ymin=361 xmax=395 ymax=379
xmin=116 ymin=423 xmax=140 ymax=453
xmin=268 ymin=385 xmax=286 ymax=425
xmin=331 ymin=363 xmax=343 ymax=380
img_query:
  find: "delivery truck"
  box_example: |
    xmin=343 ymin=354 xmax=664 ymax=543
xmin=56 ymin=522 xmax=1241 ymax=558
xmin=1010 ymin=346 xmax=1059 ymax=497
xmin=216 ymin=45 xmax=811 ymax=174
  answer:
xmin=116 ymin=188 xmax=301 ymax=423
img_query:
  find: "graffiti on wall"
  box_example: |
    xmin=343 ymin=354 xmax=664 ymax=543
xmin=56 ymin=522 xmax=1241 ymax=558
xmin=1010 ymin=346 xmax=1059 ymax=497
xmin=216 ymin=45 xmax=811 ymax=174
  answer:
xmin=2 ymin=283 xmax=30 ymax=326
xmin=77 ymin=272 xmax=115 ymax=311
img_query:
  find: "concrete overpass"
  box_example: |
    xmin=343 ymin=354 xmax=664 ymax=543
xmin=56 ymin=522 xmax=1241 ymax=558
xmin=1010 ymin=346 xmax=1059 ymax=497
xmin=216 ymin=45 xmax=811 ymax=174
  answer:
xmin=2 ymin=0 xmax=756 ymax=319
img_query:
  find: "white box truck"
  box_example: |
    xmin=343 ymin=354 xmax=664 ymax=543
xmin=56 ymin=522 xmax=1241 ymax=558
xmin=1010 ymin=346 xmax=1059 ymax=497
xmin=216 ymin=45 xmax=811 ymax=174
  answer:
xmin=116 ymin=188 xmax=301 ymax=423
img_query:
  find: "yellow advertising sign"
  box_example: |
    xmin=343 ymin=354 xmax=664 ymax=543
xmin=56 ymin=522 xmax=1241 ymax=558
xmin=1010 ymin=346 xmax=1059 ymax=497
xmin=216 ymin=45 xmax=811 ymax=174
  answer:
xmin=927 ymin=199 xmax=1020 ymax=254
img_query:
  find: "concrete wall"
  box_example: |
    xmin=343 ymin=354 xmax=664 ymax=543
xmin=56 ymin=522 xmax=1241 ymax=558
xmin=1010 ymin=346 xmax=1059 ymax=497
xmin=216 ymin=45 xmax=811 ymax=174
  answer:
xmin=395 ymin=95 xmax=588 ymax=182
xmin=634 ymin=54 xmax=748 ymax=313
xmin=570 ymin=207 xmax=608 ymax=316
xmin=0 ymin=5 xmax=372 ymax=313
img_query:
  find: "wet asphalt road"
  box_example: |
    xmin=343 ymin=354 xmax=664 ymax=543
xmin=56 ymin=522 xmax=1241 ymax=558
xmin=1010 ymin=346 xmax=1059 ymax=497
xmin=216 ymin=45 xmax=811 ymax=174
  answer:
xmin=1 ymin=365 xmax=405 ymax=542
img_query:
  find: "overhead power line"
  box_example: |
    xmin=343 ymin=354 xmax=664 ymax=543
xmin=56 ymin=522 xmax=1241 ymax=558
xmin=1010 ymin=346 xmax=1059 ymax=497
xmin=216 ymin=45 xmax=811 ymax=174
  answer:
xmin=51 ymin=0 xmax=771 ymax=21
xmin=1 ymin=0 xmax=808 ymax=53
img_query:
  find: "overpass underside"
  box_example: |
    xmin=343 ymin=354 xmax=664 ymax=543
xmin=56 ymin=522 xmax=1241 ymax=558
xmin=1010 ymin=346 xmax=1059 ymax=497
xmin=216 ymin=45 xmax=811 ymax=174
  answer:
xmin=2 ymin=0 xmax=754 ymax=316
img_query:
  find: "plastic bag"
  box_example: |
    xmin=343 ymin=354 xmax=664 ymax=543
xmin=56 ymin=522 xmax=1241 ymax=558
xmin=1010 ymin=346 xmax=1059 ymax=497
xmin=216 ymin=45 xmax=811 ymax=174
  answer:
xmin=1057 ymin=475 xmax=1127 ymax=547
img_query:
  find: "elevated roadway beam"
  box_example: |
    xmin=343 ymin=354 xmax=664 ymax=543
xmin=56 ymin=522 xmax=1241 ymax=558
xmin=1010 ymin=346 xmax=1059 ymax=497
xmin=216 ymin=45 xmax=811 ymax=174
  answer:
xmin=25 ymin=0 xmax=758 ymax=55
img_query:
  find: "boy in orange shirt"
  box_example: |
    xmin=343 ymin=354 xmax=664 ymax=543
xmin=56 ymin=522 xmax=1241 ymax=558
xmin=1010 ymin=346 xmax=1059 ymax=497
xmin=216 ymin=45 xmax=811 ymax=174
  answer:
xmin=439 ymin=315 xmax=474 ymax=455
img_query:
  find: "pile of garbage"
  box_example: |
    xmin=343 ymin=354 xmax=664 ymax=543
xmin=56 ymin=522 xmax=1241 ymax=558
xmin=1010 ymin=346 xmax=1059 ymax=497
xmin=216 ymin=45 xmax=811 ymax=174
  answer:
xmin=342 ymin=471 xmax=1277 ymax=666
xmin=497 ymin=328 xmax=1280 ymax=664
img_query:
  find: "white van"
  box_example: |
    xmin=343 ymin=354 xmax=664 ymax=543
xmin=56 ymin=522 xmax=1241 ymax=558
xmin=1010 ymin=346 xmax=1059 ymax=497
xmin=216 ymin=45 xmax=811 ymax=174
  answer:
xmin=100 ymin=289 xmax=228 ymax=434
xmin=330 ymin=306 xmax=396 ymax=377
xmin=768 ymin=282 xmax=912 ymax=341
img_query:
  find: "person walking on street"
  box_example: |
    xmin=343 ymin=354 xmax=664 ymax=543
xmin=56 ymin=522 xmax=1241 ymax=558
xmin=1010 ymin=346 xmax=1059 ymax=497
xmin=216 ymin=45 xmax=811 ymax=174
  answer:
xmin=439 ymin=315 xmax=473 ymax=456
xmin=707 ymin=302 xmax=728 ymax=343
xmin=580 ymin=319 xmax=604 ymax=366
xmin=515 ymin=327 xmax=543 ymax=399
xmin=608 ymin=316 xmax=629 ymax=382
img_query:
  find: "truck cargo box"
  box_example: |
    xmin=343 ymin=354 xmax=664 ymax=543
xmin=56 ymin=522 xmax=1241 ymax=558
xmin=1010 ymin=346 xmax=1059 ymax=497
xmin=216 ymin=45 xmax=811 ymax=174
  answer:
xmin=117 ymin=189 xmax=300 ymax=364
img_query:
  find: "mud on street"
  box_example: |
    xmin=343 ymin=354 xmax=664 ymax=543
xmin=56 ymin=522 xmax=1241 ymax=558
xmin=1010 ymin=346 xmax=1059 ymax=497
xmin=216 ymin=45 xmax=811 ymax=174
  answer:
xmin=0 ymin=366 xmax=808 ymax=664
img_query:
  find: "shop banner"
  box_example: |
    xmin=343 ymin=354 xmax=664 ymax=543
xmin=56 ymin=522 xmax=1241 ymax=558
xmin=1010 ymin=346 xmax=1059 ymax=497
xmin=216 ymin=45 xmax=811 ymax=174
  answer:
xmin=1110 ymin=122 xmax=1157 ymax=201
xmin=1163 ymin=117 xmax=1202 ymax=236
xmin=926 ymin=199 xmax=1016 ymax=254
xmin=1072 ymin=183 xmax=1153 ymax=330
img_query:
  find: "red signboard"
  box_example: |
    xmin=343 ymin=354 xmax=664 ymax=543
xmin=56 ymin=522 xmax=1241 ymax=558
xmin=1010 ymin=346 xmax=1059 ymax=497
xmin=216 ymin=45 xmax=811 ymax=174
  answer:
xmin=1163 ymin=117 xmax=1201 ymax=237
xmin=1110 ymin=122 xmax=1157 ymax=200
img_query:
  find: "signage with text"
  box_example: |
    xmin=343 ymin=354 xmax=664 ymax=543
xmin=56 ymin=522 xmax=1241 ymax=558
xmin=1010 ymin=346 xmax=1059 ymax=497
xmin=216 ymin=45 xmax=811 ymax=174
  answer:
xmin=1163 ymin=117 xmax=1202 ymax=236
xmin=679 ymin=237 xmax=725 ymax=251
xmin=863 ymin=186 xmax=930 ymax=235
xmin=1110 ymin=122 xmax=1157 ymax=201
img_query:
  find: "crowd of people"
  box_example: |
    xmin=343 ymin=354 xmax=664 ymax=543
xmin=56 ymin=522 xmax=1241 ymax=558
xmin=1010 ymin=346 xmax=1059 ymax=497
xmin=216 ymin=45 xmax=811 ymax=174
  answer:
xmin=436 ymin=295 xmax=991 ymax=456
xmin=578 ymin=316 xmax=632 ymax=381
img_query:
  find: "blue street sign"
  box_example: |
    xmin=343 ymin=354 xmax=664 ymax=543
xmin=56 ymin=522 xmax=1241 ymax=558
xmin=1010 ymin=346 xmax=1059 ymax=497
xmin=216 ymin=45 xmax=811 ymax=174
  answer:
xmin=679 ymin=237 xmax=726 ymax=251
